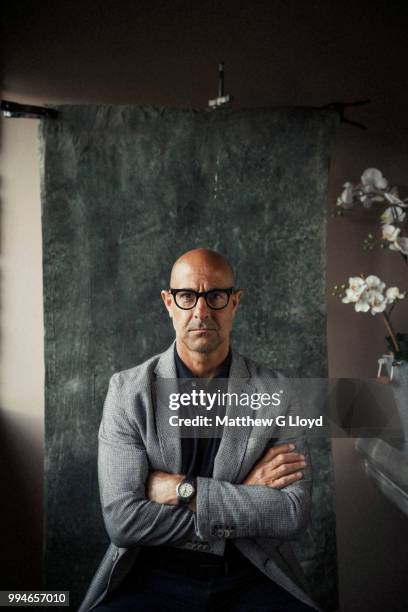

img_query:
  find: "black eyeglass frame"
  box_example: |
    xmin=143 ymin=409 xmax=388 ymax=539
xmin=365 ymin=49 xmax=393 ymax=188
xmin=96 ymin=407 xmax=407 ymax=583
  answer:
xmin=169 ymin=287 xmax=236 ymax=310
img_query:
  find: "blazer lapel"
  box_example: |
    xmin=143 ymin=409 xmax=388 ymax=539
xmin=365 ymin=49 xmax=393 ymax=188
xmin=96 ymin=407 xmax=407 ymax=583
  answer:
xmin=154 ymin=341 xmax=183 ymax=473
xmin=213 ymin=350 xmax=256 ymax=483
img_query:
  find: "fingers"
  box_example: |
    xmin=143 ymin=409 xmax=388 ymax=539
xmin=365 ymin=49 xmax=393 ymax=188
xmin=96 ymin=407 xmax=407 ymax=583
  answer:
xmin=243 ymin=442 xmax=308 ymax=487
xmin=261 ymin=447 xmax=306 ymax=470
xmin=263 ymin=443 xmax=296 ymax=460
xmin=267 ymin=452 xmax=305 ymax=467
xmin=254 ymin=459 xmax=306 ymax=485
xmin=243 ymin=457 xmax=306 ymax=486
xmin=267 ymin=471 xmax=304 ymax=490
xmin=242 ymin=441 xmax=308 ymax=487
xmin=266 ymin=459 xmax=306 ymax=478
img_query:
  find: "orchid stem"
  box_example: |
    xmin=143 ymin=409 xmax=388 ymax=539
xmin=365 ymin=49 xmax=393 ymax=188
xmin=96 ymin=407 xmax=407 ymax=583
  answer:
xmin=381 ymin=311 xmax=400 ymax=354
xmin=388 ymin=302 xmax=396 ymax=318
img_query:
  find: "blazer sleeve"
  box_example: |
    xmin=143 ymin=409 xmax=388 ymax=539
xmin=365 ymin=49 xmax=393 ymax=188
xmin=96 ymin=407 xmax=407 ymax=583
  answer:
xmin=98 ymin=373 xmax=197 ymax=549
xmin=194 ymin=386 xmax=313 ymax=542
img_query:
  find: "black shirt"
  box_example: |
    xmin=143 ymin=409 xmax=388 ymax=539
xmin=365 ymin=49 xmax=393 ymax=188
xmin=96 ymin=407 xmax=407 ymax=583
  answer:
xmin=173 ymin=346 xmax=257 ymax=571
xmin=174 ymin=345 xmax=231 ymax=478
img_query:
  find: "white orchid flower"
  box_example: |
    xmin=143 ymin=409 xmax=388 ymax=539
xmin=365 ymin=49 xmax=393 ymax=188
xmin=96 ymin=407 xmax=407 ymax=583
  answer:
xmin=366 ymin=289 xmax=387 ymax=314
xmin=389 ymin=236 xmax=408 ymax=255
xmin=341 ymin=277 xmax=367 ymax=303
xmin=349 ymin=276 xmax=366 ymax=292
xmin=386 ymin=287 xmax=406 ymax=303
xmin=382 ymin=224 xmax=401 ymax=242
xmin=361 ymin=168 xmax=388 ymax=190
xmin=371 ymin=302 xmax=387 ymax=315
xmin=342 ymin=288 xmax=361 ymax=304
xmin=358 ymin=169 xmax=387 ymax=207
xmin=380 ymin=206 xmax=406 ymax=225
xmin=365 ymin=275 xmax=385 ymax=292
xmin=354 ymin=295 xmax=370 ymax=312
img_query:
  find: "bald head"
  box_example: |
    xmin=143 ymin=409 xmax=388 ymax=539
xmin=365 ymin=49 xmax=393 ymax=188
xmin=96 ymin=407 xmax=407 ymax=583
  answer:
xmin=162 ymin=248 xmax=242 ymax=367
xmin=170 ymin=248 xmax=235 ymax=288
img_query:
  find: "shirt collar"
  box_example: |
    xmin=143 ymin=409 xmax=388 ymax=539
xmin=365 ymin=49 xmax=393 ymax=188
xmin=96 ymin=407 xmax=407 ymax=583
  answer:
xmin=174 ymin=344 xmax=231 ymax=379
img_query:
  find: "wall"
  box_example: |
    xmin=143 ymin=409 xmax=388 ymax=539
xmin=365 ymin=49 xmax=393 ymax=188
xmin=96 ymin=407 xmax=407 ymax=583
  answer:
xmin=1 ymin=1 xmax=408 ymax=609
xmin=0 ymin=118 xmax=44 ymax=588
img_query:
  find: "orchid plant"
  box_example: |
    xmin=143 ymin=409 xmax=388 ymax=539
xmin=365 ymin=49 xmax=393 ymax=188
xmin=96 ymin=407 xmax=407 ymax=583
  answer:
xmin=333 ymin=275 xmax=405 ymax=356
xmin=334 ymin=168 xmax=408 ymax=360
xmin=336 ymin=168 xmax=408 ymax=260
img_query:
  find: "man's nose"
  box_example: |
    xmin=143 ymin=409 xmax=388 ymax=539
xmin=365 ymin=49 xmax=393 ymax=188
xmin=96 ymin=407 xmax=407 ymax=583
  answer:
xmin=194 ymin=296 xmax=211 ymax=318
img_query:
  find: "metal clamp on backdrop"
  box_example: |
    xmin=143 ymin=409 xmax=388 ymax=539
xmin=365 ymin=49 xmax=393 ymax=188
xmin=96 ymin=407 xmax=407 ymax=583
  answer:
xmin=0 ymin=99 xmax=59 ymax=119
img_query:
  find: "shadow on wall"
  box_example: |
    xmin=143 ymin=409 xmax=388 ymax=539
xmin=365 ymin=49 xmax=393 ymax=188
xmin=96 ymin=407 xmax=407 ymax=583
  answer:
xmin=0 ymin=409 xmax=43 ymax=589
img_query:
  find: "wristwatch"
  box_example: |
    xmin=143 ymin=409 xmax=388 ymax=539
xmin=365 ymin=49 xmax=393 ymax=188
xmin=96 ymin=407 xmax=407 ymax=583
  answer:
xmin=176 ymin=478 xmax=196 ymax=503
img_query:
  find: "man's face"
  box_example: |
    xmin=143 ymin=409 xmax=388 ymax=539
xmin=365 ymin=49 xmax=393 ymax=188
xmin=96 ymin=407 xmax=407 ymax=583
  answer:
xmin=161 ymin=259 xmax=242 ymax=354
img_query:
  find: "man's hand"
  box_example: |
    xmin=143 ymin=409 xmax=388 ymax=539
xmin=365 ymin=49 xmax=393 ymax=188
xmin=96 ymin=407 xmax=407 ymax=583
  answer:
xmin=242 ymin=443 xmax=306 ymax=489
xmin=146 ymin=442 xmax=306 ymax=507
xmin=146 ymin=471 xmax=185 ymax=505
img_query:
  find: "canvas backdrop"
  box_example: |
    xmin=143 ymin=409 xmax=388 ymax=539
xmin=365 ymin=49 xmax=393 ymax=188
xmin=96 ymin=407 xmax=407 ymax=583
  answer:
xmin=39 ymin=105 xmax=338 ymax=610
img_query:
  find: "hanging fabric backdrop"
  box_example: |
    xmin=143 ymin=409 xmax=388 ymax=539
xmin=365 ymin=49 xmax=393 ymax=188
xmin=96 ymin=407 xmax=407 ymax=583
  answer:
xmin=39 ymin=105 xmax=338 ymax=610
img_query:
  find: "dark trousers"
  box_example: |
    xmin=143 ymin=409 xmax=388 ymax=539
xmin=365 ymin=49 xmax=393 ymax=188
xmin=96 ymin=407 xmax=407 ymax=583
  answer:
xmin=92 ymin=565 xmax=316 ymax=612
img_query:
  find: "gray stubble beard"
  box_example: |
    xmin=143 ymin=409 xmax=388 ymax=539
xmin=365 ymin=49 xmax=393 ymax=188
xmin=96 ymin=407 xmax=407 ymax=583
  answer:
xmin=181 ymin=333 xmax=223 ymax=354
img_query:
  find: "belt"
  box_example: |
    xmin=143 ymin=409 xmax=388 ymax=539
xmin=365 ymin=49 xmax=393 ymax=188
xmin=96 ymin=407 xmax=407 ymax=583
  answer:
xmin=137 ymin=545 xmax=259 ymax=580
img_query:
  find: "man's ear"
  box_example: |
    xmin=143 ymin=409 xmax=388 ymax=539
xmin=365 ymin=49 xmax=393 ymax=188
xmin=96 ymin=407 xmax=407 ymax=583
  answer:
xmin=231 ymin=289 xmax=243 ymax=315
xmin=161 ymin=290 xmax=173 ymax=318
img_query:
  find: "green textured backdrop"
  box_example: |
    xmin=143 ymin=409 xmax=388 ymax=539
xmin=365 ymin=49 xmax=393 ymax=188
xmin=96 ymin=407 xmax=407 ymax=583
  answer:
xmin=39 ymin=105 xmax=338 ymax=610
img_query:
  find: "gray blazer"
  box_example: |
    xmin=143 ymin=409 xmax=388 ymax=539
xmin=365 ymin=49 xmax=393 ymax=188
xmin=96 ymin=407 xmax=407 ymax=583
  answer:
xmin=79 ymin=342 xmax=320 ymax=611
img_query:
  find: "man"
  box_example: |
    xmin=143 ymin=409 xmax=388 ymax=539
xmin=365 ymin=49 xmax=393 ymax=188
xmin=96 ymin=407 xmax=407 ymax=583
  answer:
xmin=80 ymin=248 xmax=319 ymax=611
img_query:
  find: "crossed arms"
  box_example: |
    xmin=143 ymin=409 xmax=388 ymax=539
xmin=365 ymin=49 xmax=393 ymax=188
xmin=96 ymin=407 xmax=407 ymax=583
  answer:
xmin=98 ymin=373 xmax=312 ymax=549
xmin=147 ymin=443 xmax=307 ymax=508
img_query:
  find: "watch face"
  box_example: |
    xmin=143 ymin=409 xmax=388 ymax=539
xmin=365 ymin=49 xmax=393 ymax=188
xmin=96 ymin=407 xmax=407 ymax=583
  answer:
xmin=179 ymin=481 xmax=194 ymax=499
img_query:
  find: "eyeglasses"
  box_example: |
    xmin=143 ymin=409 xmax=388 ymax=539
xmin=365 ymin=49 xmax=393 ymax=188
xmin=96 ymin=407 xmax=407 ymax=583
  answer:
xmin=169 ymin=288 xmax=235 ymax=310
